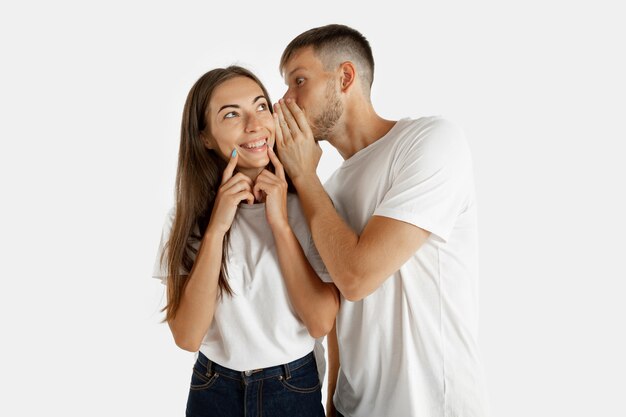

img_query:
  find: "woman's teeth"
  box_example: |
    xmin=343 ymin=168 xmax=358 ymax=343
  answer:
xmin=241 ymin=140 xmax=266 ymax=149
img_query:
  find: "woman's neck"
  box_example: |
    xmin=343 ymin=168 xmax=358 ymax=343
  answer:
xmin=237 ymin=166 xmax=263 ymax=180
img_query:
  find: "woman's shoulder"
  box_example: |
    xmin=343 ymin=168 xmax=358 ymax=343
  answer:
xmin=156 ymin=206 xmax=176 ymax=234
xmin=286 ymin=194 xmax=308 ymax=226
xmin=286 ymin=193 xmax=303 ymax=214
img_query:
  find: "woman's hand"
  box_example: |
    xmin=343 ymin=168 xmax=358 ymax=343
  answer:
xmin=253 ymin=147 xmax=289 ymax=232
xmin=274 ymin=99 xmax=322 ymax=183
xmin=207 ymin=150 xmax=255 ymax=235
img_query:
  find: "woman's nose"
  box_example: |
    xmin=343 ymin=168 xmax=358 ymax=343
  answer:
xmin=244 ymin=112 xmax=263 ymax=132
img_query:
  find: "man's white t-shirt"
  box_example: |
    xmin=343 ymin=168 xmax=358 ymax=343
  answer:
xmin=325 ymin=117 xmax=489 ymax=417
xmin=152 ymin=193 xmax=331 ymax=373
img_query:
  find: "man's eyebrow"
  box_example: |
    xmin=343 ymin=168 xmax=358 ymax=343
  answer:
xmin=285 ymin=67 xmax=305 ymax=80
xmin=218 ymin=95 xmax=266 ymax=113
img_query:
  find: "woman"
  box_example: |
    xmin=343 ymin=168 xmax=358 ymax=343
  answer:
xmin=152 ymin=66 xmax=339 ymax=417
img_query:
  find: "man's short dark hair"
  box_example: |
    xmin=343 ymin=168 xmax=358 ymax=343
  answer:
xmin=280 ymin=24 xmax=375 ymax=94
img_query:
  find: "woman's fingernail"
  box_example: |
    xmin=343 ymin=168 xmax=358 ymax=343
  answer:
xmin=231 ymin=149 xmax=237 ymax=158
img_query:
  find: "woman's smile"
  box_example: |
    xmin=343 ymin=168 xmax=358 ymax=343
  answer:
xmin=239 ymin=137 xmax=268 ymax=153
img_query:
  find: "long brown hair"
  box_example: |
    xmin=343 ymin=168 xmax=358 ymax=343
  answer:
xmin=162 ymin=66 xmax=275 ymax=321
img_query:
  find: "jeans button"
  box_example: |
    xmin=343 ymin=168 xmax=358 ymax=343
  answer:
xmin=244 ymin=370 xmax=252 ymax=376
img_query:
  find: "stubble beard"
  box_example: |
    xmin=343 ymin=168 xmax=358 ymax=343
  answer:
xmin=310 ymin=80 xmax=343 ymax=142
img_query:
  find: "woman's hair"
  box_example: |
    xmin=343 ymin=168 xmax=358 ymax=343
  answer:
xmin=162 ymin=66 xmax=284 ymax=321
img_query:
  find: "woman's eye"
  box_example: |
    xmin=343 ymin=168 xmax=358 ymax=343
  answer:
xmin=224 ymin=111 xmax=238 ymax=119
xmin=296 ymin=77 xmax=305 ymax=86
xmin=257 ymin=102 xmax=268 ymax=111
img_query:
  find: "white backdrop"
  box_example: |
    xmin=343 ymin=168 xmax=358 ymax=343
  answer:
xmin=1 ymin=1 xmax=625 ymax=416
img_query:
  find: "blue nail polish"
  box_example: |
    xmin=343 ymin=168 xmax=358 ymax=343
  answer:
xmin=231 ymin=149 xmax=237 ymax=158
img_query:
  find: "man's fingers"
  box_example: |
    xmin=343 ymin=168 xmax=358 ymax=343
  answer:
xmin=285 ymin=99 xmax=313 ymax=138
xmin=267 ymin=147 xmax=285 ymax=180
xmin=221 ymin=148 xmax=238 ymax=185
xmin=278 ymin=100 xmax=301 ymax=137
xmin=273 ymin=114 xmax=284 ymax=148
xmin=274 ymin=103 xmax=294 ymax=144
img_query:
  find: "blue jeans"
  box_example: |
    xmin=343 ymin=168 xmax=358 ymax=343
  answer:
xmin=186 ymin=351 xmax=324 ymax=417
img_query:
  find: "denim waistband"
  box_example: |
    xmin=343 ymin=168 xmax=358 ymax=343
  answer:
xmin=197 ymin=351 xmax=315 ymax=383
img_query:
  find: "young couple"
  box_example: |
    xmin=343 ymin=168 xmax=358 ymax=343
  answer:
xmin=153 ymin=24 xmax=488 ymax=417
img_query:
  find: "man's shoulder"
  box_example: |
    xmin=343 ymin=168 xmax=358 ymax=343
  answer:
xmin=398 ymin=116 xmax=462 ymax=137
xmin=395 ymin=116 xmax=466 ymax=152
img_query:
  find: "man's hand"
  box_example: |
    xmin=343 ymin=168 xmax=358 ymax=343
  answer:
xmin=273 ymin=99 xmax=322 ymax=183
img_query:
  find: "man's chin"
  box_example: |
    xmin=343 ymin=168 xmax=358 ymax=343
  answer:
xmin=311 ymin=128 xmax=326 ymax=142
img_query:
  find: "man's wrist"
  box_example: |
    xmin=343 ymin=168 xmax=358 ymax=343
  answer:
xmin=291 ymin=172 xmax=320 ymax=190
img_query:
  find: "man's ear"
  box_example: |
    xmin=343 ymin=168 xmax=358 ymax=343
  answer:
xmin=339 ymin=61 xmax=357 ymax=92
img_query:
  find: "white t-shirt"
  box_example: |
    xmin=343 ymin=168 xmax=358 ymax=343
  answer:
xmin=326 ymin=117 xmax=489 ymax=417
xmin=152 ymin=193 xmax=331 ymax=373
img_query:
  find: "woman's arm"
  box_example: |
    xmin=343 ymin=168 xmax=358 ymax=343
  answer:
xmin=168 ymin=152 xmax=254 ymax=351
xmin=167 ymin=229 xmax=224 ymax=352
xmin=326 ymin=319 xmax=340 ymax=417
xmin=255 ymin=148 xmax=339 ymax=337
xmin=271 ymin=224 xmax=340 ymax=337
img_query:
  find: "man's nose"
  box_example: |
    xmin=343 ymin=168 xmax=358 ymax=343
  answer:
xmin=282 ymin=88 xmax=295 ymax=102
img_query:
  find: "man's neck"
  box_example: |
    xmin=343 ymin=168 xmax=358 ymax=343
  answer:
xmin=328 ymin=102 xmax=396 ymax=160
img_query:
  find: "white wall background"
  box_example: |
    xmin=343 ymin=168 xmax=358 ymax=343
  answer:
xmin=1 ymin=0 xmax=624 ymax=416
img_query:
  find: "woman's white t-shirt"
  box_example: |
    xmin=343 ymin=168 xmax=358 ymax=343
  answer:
xmin=152 ymin=193 xmax=331 ymax=372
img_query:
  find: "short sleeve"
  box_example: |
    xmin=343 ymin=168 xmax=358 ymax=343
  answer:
xmin=151 ymin=208 xmax=176 ymax=285
xmin=306 ymin=234 xmax=333 ymax=283
xmin=374 ymin=118 xmax=473 ymax=242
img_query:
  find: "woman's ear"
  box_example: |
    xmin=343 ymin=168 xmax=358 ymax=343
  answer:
xmin=200 ymin=130 xmax=214 ymax=150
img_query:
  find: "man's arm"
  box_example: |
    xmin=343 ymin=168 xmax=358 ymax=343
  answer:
xmin=292 ymin=173 xmax=429 ymax=301
xmin=273 ymin=101 xmax=429 ymax=301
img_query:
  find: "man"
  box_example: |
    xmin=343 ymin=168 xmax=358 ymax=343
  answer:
xmin=273 ymin=24 xmax=489 ymax=417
